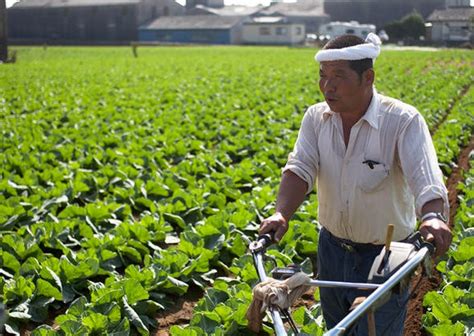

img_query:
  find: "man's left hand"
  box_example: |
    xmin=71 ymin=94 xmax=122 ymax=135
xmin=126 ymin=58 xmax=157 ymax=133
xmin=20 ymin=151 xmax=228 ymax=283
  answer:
xmin=419 ymin=219 xmax=452 ymax=258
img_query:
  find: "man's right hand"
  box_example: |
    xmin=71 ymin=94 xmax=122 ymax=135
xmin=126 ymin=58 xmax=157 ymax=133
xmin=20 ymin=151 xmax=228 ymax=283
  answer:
xmin=259 ymin=212 xmax=289 ymax=243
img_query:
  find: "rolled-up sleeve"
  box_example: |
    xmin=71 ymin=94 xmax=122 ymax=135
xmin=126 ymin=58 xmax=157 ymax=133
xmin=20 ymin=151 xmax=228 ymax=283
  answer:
xmin=282 ymin=106 xmax=320 ymax=194
xmin=398 ymin=113 xmax=449 ymax=218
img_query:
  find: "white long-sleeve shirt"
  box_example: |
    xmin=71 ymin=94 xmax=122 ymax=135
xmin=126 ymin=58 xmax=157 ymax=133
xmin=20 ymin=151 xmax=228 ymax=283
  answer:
xmin=283 ymin=90 xmax=448 ymax=244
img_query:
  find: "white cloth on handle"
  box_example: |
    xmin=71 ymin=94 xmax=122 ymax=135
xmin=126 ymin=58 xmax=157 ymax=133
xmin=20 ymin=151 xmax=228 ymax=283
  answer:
xmin=315 ymin=33 xmax=382 ymax=62
xmin=246 ymin=272 xmax=311 ymax=333
xmin=254 ymin=272 xmax=311 ymax=311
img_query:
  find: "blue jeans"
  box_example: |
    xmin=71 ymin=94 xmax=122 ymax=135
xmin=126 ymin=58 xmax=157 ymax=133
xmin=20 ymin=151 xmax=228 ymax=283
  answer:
xmin=317 ymin=228 xmax=409 ymax=335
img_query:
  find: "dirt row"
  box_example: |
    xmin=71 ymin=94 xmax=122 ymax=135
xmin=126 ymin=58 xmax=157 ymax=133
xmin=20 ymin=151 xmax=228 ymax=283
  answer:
xmin=429 ymin=83 xmax=472 ymax=136
xmin=154 ymin=285 xmax=202 ymax=335
xmin=403 ymin=134 xmax=474 ymax=336
xmin=403 ymin=82 xmax=473 ymax=335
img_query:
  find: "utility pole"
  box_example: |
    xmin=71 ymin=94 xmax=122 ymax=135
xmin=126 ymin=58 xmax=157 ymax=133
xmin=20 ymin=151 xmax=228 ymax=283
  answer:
xmin=0 ymin=0 xmax=7 ymax=62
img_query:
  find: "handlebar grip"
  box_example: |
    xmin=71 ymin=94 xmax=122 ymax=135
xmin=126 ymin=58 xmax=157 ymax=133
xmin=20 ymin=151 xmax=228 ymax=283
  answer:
xmin=421 ymin=240 xmax=436 ymax=255
xmin=249 ymin=232 xmax=276 ymax=253
xmin=257 ymin=233 xmax=276 ymax=249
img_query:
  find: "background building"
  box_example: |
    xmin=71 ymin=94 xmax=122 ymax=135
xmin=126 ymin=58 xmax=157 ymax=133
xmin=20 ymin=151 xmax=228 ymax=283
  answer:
xmin=256 ymin=0 xmax=329 ymax=34
xmin=7 ymin=0 xmax=184 ymax=44
xmin=186 ymin=4 xmax=262 ymax=17
xmin=139 ymin=2 xmax=313 ymax=46
xmin=11 ymin=0 xmax=466 ymax=46
xmin=242 ymin=17 xmax=305 ymax=45
xmin=139 ymin=15 xmax=245 ymax=44
xmin=427 ymin=0 xmax=473 ymax=45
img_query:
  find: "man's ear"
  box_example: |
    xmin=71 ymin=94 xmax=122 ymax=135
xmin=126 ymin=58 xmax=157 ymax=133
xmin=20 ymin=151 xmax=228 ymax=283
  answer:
xmin=363 ymin=69 xmax=375 ymax=86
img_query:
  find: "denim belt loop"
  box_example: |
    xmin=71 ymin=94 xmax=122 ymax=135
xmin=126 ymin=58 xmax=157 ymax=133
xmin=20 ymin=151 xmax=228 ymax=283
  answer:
xmin=340 ymin=242 xmax=356 ymax=253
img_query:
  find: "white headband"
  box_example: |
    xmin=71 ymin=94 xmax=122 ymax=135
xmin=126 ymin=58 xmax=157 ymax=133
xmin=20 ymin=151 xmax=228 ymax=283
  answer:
xmin=315 ymin=33 xmax=382 ymax=62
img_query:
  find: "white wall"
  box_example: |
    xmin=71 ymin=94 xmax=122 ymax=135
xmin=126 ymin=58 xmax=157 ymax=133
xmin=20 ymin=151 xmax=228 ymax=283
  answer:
xmin=431 ymin=22 xmax=444 ymax=41
xmin=242 ymin=23 xmax=305 ymax=44
xmin=431 ymin=20 xmax=472 ymax=42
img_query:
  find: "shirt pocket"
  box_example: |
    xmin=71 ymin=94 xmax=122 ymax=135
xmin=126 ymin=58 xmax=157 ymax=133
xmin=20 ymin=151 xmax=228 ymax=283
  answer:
xmin=358 ymin=162 xmax=390 ymax=193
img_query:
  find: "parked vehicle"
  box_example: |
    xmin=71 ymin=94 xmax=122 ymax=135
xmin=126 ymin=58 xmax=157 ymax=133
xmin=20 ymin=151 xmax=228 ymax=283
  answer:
xmin=319 ymin=21 xmax=376 ymax=40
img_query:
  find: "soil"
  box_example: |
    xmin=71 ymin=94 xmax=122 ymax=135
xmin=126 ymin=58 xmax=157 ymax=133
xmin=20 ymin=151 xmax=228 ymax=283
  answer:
xmin=294 ymin=287 xmax=318 ymax=309
xmin=18 ymin=306 xmax=65 ymax=336
xmin=403 ymin=135 xmax=474 ymax=336
xmin=153 ymin=285 xmax=203 ymax=336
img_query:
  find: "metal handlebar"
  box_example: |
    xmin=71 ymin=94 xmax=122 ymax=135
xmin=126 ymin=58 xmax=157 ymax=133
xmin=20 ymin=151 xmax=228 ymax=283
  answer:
xmin=249 ymin=231 xmax=434 ymax=336
xmin=250 ymin=235 xmax=287 ymax=335
xmin=324 ymin=245 xmax=430 ymax=335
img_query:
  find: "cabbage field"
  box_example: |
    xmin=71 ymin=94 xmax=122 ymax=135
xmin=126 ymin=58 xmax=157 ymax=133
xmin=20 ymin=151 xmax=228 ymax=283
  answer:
xmin=0 ymin=46 xmax=473 ymax=336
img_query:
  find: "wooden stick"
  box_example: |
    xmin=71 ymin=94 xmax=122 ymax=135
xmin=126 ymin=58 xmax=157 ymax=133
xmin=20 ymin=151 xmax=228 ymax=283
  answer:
xmin=367 ymin=309 xmax=376 ymax=336
xmin=385 ymin=224 xmax=394 ymax=251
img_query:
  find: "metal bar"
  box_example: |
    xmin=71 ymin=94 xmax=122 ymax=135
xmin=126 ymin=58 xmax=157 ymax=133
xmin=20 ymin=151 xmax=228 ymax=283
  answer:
xmin=308 ymin=280 xmax=381 ymax=290
xmin=253 ymin=252 xmax=268 ymax=282
xmin=324 ymin=247 xmax=429 ymax=336
xmin=253 ymin=252 xmax=287 ymax=336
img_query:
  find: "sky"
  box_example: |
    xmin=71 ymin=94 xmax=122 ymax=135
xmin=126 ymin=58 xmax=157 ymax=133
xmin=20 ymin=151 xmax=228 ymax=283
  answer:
xmin=6 ymin=0 xmax=295 ymax=8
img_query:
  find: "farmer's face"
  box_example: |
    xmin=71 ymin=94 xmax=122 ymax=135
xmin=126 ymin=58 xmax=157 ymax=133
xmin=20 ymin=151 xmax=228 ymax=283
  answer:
xmin=319 ymin=60 xmax=372 ymax=115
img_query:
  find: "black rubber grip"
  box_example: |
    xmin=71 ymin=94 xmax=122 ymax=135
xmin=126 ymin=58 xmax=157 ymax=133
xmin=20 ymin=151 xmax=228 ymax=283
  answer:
xmin=421 ymin=241 xmax=436 ymax=255
xmin=257 ymin=233 xmax=275 ymax=249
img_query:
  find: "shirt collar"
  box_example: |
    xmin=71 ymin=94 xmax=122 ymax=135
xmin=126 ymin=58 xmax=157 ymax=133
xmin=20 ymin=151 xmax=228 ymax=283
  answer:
xmin=321 ymin=88 xmax=381 ymax=130
xmin=361 ymin=88 xmax=380 ymax=130
xmin=321 ymin=105 xmax=334 ymax=120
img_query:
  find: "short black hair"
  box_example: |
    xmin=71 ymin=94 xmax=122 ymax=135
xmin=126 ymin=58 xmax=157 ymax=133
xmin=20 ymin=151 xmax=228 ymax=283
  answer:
xmin=323 ymin=35 xmax=373 ymax=78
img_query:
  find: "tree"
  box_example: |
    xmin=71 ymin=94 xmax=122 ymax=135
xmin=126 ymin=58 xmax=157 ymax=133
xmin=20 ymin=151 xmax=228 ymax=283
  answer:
xmin=384 ymin=10 xmax=425 ymax=42
xmin=0 ymin=0 xmax=7 ymax=62
xmin=384 ymin=21 xmax=404 ymax=40
xmin=401 ymin=11 xmax=425 ymax=40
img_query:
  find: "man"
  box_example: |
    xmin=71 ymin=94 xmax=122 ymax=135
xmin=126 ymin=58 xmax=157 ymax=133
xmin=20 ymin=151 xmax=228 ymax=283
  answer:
xmin=259 ymin=34 xmax=452 ymax=335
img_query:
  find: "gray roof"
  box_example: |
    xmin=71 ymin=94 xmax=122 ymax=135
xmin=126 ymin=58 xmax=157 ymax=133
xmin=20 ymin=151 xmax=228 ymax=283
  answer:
xmin=193 ymin=4 xmax=263 ymax=16
xmin=141 ymin=15 xmax=244 ymax=30
xmin=427 ymin=7 xmax=474 ymax=21
xmin=11 ymin=0 xmax=140 ymax=8
xmin=258 ymin=2 xmax=327 ymax=17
